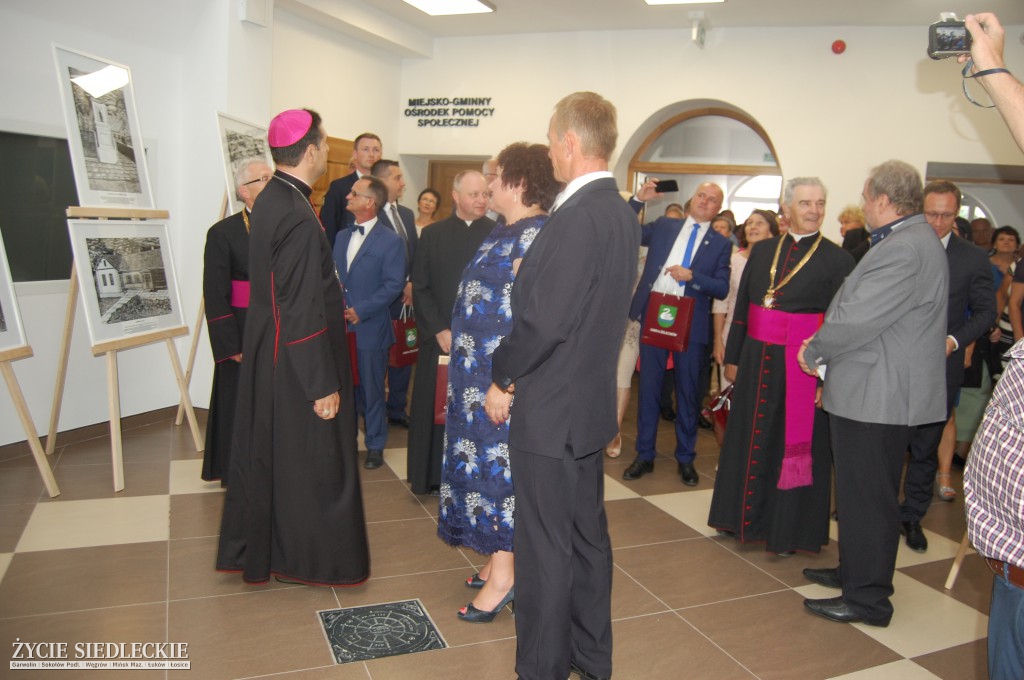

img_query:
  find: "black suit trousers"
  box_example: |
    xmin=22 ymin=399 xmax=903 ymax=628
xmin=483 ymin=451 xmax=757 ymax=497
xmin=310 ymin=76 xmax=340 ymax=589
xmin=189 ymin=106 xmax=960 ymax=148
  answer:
xmin=830 ymin=414 xmax=914 ymax=624
xmin=512 ymin=446 xmax=613 ymax=680
xmin=900 ymin=382 xmax=957 ymax=522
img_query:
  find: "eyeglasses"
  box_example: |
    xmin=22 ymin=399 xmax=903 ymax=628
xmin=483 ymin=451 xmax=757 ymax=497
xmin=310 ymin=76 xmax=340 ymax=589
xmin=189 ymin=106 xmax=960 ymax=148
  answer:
xmin=349 ymin=191 xmax=375 ymax=200
xmin=243 ymin=175 xmax=270 ymax=186
xmin=924 ymin=211 xmax=957 ymax=221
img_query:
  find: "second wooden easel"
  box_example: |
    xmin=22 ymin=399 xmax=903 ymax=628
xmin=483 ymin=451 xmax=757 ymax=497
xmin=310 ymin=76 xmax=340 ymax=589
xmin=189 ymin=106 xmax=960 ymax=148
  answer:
xmin=45 ymin=207 xmax=203 ymax=492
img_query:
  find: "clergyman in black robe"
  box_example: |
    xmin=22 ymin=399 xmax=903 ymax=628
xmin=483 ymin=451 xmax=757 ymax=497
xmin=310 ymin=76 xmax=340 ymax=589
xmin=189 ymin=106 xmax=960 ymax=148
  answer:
xmin=200 ymin=158 xmax=271 ymax=485
xmin=709 ymin=195 xmax=854 ymax=554
xmin=217 ymin=110 xmax=369 ymax=585
xmin=407 ymin=171 xmax=495 ymax=495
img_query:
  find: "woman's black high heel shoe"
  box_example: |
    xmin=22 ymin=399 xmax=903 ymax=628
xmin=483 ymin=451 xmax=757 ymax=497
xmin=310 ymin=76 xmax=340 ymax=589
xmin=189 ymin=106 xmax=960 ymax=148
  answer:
xmin=465 ymin=573 xmax=486 ymax=589
xmin=457 ymin=587 xmax=514 ymax=623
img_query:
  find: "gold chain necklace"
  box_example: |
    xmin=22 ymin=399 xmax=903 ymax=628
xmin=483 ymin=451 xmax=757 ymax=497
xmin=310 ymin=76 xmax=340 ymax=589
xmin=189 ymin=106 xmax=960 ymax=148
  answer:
xmin=763 ymin=233 xmax=823 ymax=309
xmin=241 ymin=209 xmax=250 ymax=233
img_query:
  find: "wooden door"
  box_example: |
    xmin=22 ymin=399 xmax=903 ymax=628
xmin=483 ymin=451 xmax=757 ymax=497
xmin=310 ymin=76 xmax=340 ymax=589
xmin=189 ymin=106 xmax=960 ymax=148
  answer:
xmin=311 ymin=135 xmax=353 ymax=213
xmin=427 ymin=160 xmax=484 ymax=219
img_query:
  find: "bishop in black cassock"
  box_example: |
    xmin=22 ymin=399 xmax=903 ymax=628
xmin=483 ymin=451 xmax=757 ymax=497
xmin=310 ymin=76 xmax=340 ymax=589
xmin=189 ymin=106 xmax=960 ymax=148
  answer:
xmin=709 ymin=230 xmax=854 ymax=553
xmin=201 ymin=209 xmax=249 ymax=485
xmin=217 ymin=110 xmax=369 ymax=585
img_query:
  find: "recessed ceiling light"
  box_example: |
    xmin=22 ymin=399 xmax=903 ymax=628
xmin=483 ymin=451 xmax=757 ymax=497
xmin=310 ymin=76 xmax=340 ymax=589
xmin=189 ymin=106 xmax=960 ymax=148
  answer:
xmin=645 ymin=0 xmax=724 ymax=5
xmin=402 ymin=0 xmax=495 ymax=16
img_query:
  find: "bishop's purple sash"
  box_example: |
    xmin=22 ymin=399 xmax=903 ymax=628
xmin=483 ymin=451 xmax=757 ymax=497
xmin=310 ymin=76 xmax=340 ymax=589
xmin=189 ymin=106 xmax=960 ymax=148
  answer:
xmin=747 ymin=304 xmax=823 ymax=490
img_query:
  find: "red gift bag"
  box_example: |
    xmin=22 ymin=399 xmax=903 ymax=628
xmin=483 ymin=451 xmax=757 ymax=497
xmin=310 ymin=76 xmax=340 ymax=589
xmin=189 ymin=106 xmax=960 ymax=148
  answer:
xmin=433 ymin=355 xmax=449 ymax=425
xmin=640 ymin=291 xmax=694 ymax=352
xmin=389 ymin=305 xmax=419 ymax=368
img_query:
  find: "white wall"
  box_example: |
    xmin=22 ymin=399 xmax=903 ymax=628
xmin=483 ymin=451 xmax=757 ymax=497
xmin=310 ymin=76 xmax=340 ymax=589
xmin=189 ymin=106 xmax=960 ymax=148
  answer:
xmin=396 ymin=25 xmax=1024 ymax=238
xmin=272 ymin=9 xmax=403 ymax=151
xmin=0 ymin=0 xmax=273 ymax=447
xmin=3 ymin=5 xmax=1023 ymax=447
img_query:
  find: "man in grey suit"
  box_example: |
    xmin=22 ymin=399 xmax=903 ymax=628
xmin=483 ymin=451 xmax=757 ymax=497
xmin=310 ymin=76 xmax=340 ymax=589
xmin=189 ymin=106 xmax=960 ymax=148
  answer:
xmin=486 ymin=91 xmax=640 ymax=680
xmin=797 ymin=160 xmax=949 ymax=627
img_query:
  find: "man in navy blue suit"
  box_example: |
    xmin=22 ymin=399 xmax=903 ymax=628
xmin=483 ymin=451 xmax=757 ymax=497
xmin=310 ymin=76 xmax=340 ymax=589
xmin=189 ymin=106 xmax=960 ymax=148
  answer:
xmin=371 ymin=159 xmax=418 ymax=427
xmin=332 ymin=175 xmax=406 ymax=470
xmin=623 ymin=181 xmax=731 ymax=486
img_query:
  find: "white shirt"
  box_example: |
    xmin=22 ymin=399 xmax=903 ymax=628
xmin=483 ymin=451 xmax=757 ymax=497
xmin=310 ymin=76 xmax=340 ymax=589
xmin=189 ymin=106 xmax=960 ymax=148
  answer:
xmin=653 ymin=218 xmax=710 ymax=296
xmin=550 ymin=171 xmax=613 ymax=212
xmin=346 ymin=218 xmax=378 ymax=269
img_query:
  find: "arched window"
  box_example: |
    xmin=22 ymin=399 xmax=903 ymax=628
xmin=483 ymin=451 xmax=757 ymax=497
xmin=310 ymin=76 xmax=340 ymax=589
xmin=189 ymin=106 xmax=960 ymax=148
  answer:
xmin=628 ymin=108 xmax=781 ymax=224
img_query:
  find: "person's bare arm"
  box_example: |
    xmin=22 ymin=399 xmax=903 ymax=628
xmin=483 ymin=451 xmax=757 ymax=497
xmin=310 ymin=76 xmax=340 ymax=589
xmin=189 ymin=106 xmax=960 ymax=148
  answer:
xmin=1010 ymin=281 xmax=1024 ymax=340
xmin=961 ymin=13 xmax=1024 ymax=153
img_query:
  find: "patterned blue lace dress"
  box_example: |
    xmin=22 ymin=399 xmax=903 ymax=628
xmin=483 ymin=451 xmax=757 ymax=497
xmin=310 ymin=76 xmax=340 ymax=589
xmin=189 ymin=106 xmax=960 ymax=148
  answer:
xmin=437 ymin=215 xmax=546 ymax=555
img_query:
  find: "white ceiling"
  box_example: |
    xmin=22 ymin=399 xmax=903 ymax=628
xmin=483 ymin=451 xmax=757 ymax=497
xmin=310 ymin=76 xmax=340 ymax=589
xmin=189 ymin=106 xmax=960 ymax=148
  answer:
xmin=361 ymin=0 xmax=1024 ymax=37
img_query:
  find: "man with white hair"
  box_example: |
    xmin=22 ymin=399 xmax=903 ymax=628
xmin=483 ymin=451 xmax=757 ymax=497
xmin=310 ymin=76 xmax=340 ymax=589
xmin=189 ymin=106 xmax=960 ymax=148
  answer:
xmin=200 ymin=156 xmax=272 ymax=485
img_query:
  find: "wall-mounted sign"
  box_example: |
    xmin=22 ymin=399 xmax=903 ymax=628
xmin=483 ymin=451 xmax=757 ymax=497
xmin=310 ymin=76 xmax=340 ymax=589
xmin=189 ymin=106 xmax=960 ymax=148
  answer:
xmin=404 ymin=97 xmax=494 ymax=128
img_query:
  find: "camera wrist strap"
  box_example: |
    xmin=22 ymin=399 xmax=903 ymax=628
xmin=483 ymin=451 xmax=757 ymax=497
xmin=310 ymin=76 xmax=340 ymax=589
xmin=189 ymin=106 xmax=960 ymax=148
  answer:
xmin=961 ymin=58 xmax=1012 ymax=108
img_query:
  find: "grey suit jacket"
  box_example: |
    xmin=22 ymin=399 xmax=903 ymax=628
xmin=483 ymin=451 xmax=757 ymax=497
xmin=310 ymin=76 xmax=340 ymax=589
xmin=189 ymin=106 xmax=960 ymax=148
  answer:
xmin=804 ymin=214 xmax=949 ymax=426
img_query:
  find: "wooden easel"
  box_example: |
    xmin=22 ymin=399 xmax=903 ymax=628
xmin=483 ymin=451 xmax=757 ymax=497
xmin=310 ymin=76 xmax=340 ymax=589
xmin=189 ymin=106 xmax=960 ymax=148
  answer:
xmin=45 ymin=207 xmax=203 ymax=492
xmin=175 ymin=192 xmax=229 ymax=426
xmin=1 ymin=345 xmax=60 ymax=497
xmin=944 ymin=530 xmax=973 ymax=590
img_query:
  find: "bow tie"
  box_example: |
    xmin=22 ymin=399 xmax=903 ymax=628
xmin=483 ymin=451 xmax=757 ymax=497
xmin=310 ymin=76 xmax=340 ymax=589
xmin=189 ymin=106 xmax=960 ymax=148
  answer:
xmin=354 ymin=225 xmax=365 ymax=236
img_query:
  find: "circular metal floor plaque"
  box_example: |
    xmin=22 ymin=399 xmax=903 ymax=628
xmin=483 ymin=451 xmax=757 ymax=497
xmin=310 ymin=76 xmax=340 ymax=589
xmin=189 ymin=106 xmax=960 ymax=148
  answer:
xmin=319 ymin=599 xmax=447 ymax=664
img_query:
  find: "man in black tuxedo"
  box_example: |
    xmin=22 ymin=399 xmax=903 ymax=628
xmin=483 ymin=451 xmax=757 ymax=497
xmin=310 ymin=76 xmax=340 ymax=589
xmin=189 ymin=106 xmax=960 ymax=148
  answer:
xmin=320 ymin=132 xmax=382 ymax=247
xmin=899 ymin=180 xmax=995 ymax=551
xmin=486 ymin=92 xmax=640 ymax=680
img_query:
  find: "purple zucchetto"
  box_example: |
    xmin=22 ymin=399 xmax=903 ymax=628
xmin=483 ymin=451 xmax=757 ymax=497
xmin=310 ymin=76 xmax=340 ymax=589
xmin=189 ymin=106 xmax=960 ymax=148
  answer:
xmin=268 ymin=109 xmax=313 ymax=148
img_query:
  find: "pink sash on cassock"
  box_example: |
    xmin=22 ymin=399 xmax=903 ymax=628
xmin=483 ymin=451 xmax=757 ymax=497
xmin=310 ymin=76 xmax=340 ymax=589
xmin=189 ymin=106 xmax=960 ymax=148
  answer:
xmin=230 ymin=280 xmax=250 ymax=308
xmin=747 ymin=304 xmax=823 ymax=490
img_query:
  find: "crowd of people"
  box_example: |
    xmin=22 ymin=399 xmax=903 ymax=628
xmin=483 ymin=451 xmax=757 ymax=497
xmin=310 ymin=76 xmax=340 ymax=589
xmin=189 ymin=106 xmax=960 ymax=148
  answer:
xmin=195 ymin=12 xmax=1024 ymax=680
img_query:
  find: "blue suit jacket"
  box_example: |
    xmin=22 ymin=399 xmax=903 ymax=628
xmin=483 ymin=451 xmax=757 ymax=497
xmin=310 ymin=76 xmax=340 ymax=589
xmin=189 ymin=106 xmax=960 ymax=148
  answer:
xmin=628 ymin=216 xmax=731 ymax=347
xmin=332 ymin=223 xmax=406 ymax=350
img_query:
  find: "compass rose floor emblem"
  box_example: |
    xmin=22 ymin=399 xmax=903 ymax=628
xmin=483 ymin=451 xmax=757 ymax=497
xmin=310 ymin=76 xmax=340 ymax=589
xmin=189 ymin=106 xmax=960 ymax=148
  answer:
xmin=318 ymin=599 xmax=448 ymax=664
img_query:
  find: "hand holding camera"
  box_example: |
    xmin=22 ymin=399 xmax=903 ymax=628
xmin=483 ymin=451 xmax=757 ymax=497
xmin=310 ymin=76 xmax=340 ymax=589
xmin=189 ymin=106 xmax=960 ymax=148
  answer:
xmin=958 ymin=13 xmax=1006 ymax=73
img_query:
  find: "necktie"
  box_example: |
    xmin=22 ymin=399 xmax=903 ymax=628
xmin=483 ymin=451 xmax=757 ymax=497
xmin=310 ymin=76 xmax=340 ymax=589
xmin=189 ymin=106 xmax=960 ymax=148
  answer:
xmin=390 ymin=205 xmax=411 ymax=261
xmin=682 ymin=223 xmax=700 ymax=268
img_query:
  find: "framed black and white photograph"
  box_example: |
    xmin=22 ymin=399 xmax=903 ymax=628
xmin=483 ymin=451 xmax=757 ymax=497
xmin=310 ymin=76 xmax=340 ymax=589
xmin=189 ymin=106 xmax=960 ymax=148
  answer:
xmin=0 ymin=228 xmax=28 ymax=353
xmin=68 ymin=219 xmax=184 ymax=347
xmin=217 ymin=112 xmax=273 ymax=215
xmin=53 ymin=45 xmax=154 ymax=209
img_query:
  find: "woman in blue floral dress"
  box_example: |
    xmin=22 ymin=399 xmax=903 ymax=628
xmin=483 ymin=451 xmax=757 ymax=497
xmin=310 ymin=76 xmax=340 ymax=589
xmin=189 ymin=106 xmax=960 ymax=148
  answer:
xmin=437 ymin=142 xmax=561 ymax=623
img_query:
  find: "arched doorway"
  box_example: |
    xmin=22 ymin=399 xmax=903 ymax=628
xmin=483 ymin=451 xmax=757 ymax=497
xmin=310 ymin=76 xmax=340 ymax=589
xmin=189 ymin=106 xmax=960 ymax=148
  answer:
xmin=625 ymin=106 xmax=782 ymax=224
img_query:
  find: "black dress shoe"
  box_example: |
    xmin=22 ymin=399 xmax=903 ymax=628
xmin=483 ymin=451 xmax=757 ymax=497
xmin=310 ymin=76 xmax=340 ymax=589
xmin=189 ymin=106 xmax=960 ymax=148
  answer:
xmin=803 ymin=597 xmax=889 ymax=627
xmin=660 ymin=408 xmax=676 ymax=422
xmin=902 ymin=520 xmax=928 ymax=552
xmin=388 ymin=415 xmax=410 ymax=428
xmin=570 ymin=661 xmax=610 ymax=680
xmin=678 ymin=461 xmax=699 ymax=486
xmin=697 ymin=414 xmax=714 ymax=430
xmin=622 ymin=458 xmax=654 ymax=481
xmin=802 ymin=567 xmax=841 ymax=589
xmin=364 ymin=449 xmax=384 ymax=469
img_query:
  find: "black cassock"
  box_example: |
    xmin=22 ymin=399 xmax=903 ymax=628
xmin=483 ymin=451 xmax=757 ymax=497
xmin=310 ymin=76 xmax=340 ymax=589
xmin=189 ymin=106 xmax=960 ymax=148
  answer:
xmin=201 ymin=209 xmax=248 ymax=484
xmin=407 ymin=214 xmax=494 ymax=494
xmin=708 ymin=234 xmax=854 ymax=553
xmin=216 ymin=171 xmax=369 ymax=585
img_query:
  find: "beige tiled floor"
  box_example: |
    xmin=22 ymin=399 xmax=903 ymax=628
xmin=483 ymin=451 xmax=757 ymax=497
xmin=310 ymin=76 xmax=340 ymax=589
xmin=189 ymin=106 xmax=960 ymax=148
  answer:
xmin=0 ymin=393 xmax=994 ymax=679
